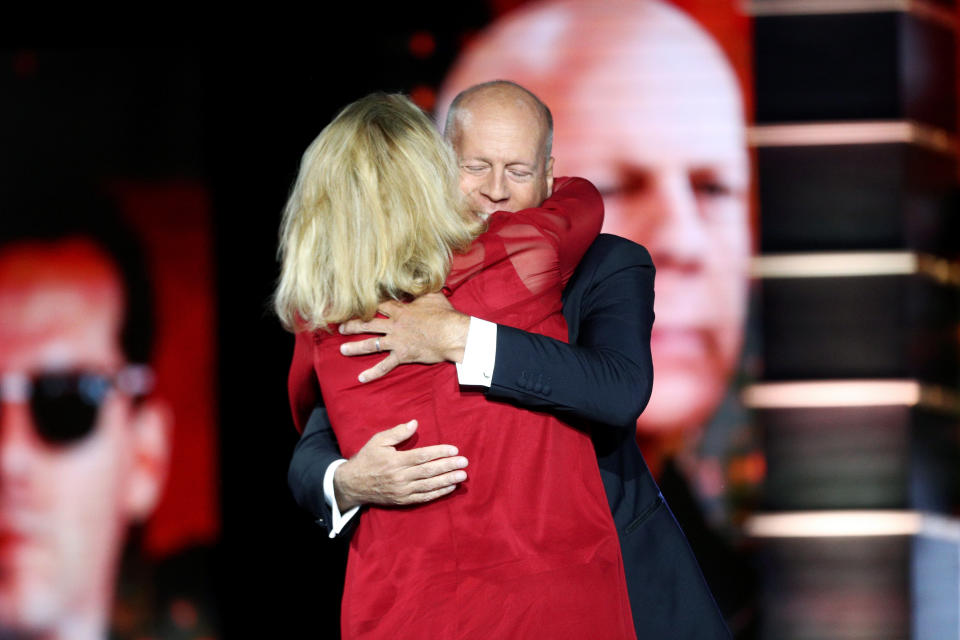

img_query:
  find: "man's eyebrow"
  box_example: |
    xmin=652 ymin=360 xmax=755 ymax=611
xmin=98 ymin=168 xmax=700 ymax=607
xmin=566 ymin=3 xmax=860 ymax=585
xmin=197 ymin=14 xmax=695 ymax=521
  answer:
xmin=457 ymin=157 xmax=538 ymax=168
xmin=505 ymin=160 xmax=538 ymax=169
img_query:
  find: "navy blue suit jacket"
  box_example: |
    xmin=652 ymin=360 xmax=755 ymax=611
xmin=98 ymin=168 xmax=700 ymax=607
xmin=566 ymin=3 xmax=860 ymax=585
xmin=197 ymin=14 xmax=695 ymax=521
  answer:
xmin=288 ymin=234 xmax=729 ymax=638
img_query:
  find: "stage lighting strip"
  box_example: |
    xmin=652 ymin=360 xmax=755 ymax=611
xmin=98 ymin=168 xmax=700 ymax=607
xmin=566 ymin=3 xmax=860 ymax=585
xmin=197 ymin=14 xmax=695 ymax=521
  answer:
xmin=745 ymin=510 xmax=960 ymax=539
xmin=748 ymin=121 xmax=956 ymax=155
xmin=743 ymin=0 xmax=957 ymax=28
xmin=742 ymin=380 xmax=960 ymax=414
xmin=751 ymin=252 xmax=960 ymax=286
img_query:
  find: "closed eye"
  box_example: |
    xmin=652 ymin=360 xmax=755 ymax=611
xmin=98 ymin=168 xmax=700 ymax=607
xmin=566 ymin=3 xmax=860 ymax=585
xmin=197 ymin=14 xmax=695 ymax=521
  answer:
xmin=693 ymin=179 xmax=731 ymax=198
xmin=598 ymin=170 xmax=649 ymax=198
xmin=691 ymin=168 xmax=745 ymax=200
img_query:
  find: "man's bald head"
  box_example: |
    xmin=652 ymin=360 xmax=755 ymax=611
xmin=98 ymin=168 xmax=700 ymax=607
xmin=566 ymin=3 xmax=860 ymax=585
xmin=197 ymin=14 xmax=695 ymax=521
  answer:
xmin=445 ymin=80 xmax=554 ymax=167
xmin=443 ymin=81 xmax=556 ymax=217
xmin=438 ymin=0 xmax=751 ymax=443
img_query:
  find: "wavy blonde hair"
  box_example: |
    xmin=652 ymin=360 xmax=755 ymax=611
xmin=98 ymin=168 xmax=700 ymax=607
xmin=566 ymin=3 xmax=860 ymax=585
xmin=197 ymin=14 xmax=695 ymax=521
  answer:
xmin=275 ymin=93 xmax=482 ymax=331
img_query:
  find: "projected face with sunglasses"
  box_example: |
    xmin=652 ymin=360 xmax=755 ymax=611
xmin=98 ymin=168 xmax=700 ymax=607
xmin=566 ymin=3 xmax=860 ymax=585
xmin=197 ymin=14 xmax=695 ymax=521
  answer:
xmin=0 ymin=238 xmax=170 ymax=640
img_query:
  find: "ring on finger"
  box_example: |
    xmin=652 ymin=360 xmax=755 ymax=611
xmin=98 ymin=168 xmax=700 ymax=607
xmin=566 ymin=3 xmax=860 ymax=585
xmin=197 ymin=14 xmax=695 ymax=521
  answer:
xmin=375 ymin=337 xmax=382 ymax=352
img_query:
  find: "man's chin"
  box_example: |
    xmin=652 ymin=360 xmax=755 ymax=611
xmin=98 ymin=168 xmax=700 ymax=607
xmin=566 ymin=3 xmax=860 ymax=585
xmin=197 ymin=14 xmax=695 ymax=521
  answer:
xmin=636 ymin=372 xmax=724 ymax=439
xmin=0 ymin=582 xmax=62 ymax=635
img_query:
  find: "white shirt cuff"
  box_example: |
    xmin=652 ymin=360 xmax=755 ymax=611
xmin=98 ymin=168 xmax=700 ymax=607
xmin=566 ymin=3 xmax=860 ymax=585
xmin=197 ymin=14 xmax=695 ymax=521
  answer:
xmin=456 ymin=316 xmax=497 ymax=387
xmin=323 ymin=458 xmax=361 ymax=538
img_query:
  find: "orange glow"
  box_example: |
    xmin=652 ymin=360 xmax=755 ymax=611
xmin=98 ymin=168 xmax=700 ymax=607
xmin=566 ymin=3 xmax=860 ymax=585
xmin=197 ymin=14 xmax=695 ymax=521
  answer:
xmin=749 ymin=121 xmax=955 ymax=154
xmin=743 ymin=380 xmax=921 ymax=408
xmin=728 ymin=452 xmax=766 ymax=486
xmin=746 ymin=511 xmax=960 ymax=539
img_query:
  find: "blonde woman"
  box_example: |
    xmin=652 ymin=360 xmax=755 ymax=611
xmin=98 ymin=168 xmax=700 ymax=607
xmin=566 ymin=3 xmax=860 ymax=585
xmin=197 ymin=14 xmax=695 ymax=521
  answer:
xmin=278 ymin=94 xmax=633 ymax=639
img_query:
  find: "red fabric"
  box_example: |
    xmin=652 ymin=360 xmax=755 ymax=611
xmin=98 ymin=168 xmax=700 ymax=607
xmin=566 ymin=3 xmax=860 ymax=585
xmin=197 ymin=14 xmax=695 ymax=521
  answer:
xmin=289 ymin=178 xmax=634 ymax=639
xmin=288 ymin=330 xmax=320 ymax=434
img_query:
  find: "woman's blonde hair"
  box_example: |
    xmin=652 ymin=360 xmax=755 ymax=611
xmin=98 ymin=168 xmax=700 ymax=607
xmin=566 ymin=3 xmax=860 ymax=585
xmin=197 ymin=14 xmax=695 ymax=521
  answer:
xmin=274 ymin=93 xmax=482 ymax=331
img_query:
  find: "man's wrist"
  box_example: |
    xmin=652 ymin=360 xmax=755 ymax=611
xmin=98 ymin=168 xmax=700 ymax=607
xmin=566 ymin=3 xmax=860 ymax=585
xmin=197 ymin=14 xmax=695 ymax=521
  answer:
xmin=324 ymin=458 xmax=362 ymax=538
xmin=443 ymin=311 xmax=471 ymax=363
xmin=332 ymin=458 xmax=362 ymax=512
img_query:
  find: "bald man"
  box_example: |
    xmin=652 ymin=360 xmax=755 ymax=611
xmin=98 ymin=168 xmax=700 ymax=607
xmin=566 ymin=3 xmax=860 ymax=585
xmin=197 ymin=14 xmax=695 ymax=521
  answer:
xmin=288 ymin=81 xmax=729 ymax=638
xmin=435 ymin=1 xmax=755 ymax=632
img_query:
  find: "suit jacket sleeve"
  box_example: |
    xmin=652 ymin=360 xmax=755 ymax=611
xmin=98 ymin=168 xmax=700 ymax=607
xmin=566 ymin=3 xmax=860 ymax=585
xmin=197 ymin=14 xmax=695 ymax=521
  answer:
xmin=487 ymin=235 xmax=654 ymax=431
xmin=287 ymin=404 xmax=347 ymax=534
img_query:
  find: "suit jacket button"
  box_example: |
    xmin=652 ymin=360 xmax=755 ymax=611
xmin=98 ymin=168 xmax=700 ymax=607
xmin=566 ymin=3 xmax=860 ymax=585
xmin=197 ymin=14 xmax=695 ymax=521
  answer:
xmin=533 ymin=382 xmax=543 ymax=393
xmin=542 ymin=385 xmax=551 ymax=395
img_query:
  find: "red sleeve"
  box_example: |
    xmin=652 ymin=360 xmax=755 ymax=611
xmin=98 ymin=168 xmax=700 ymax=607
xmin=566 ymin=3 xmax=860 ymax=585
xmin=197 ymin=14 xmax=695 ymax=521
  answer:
xmin=514 ymin=177 xmax=604 ymax=286
xmin=287 ymin=331 xmax=320 ymax=434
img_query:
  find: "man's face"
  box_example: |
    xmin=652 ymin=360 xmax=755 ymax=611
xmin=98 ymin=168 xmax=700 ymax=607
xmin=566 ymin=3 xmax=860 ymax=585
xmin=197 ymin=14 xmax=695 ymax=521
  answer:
xmin=0 ymin=240 xmax=152 ymax=633
xmin=451 ymin=96 xmax=554 ymax=216
xmin=551 ymin=39 xmax=750 ymax=437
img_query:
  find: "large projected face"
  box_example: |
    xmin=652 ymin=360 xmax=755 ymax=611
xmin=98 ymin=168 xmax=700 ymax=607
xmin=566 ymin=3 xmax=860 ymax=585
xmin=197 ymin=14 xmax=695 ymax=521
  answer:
xmin=0 ymin=240 xmax=168 ymax=637
xmin=440 ymin=0 xmax=751 ymax=442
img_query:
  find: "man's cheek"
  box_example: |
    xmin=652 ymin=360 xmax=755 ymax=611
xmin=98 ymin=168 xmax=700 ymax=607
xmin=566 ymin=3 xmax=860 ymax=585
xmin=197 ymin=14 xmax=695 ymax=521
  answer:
xmin=703 ymin=258 xmax=748 ymax=371
xmin=704 ymin=202 xmax=750 ymax=252
xmin=702 ymin=262 xmax=748 ymax=334
xmin=523 ymin=183 xmax=548 ymax=211
xmin=464 ymin=193 xmax=487 ymax=216
xmin=599 ymin=198 xmax=656 ymax=244
xmin=458 ymin=173 xmax=481 ymax=197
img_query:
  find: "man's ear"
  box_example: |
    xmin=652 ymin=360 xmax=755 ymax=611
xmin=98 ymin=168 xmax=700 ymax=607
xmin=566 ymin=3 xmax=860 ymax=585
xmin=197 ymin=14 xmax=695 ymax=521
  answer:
xmin=545 ymin=156 xmax=555 ymax=197
xmin=123 ymin=399 xmax=172 ymax=522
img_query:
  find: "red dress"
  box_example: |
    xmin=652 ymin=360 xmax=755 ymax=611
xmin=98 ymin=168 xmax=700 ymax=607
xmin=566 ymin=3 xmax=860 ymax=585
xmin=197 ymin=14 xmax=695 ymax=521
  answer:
xmin=288 ymin=178 xmax=635 ymax=640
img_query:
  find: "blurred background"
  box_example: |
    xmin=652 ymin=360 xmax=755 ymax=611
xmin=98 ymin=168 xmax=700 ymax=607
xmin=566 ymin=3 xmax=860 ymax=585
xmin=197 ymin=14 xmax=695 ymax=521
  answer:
xmin=0 ymin=0 xmax=957 ymax=638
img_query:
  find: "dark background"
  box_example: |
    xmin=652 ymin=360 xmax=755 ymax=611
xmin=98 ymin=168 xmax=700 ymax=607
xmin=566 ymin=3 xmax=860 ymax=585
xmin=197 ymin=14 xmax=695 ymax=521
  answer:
xmin=2 ymin=1 xmax=855 ymax=637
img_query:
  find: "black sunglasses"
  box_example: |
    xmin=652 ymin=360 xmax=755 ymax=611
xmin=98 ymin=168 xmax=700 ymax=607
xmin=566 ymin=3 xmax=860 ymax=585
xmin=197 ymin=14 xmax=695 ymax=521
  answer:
xmin=0 ymin=366 xmax=153 ymax=446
